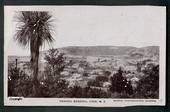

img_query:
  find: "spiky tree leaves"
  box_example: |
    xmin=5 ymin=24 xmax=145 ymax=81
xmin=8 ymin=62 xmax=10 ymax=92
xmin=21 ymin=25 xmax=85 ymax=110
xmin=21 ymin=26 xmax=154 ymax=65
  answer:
xmin=15 ymin=11 xmax=54 ymax=48
xmin=14 ymin=11 xmax=54 ymax=96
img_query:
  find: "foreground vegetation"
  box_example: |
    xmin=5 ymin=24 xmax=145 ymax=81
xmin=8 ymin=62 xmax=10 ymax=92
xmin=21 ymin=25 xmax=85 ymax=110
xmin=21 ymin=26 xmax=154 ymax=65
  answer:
xmin=8 ymin=49 xmax=159 ymax=98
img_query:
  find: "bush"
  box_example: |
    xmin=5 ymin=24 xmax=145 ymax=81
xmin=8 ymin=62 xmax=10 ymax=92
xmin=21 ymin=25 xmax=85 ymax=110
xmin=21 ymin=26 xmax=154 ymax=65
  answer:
xmin=83 ymin=72 xmax=88 ymax=77
xmin=104 ymin=71 xmax=111 ymax=76
xmin=136 ymin=64 xmax=159 ymax=98
xmin=87 ymin=75 xmax=109 ymax=87
xmin=96 ymin=75 xmax=109 ymax=82
xmin=39 ymin=78 xmax=69 ymax=97
xmin=87 ymin=80 xmax=101 ymax=87
xmin=8 ymin=63 xmax=69 ymax=97
xmin=8 ymin=66 xmax=32 ymax=97
xmin=68 ymin=86 xmax=110 ymax=98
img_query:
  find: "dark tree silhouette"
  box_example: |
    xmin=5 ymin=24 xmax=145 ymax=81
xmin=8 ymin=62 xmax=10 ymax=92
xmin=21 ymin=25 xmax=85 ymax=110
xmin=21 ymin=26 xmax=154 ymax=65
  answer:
xmin=136 ymin=64 xmax=159 ymax=98
xmin=14 ymin=11 xmax=54 ymax=96
xmin=110 ymin=67 xmax=133 ymax=97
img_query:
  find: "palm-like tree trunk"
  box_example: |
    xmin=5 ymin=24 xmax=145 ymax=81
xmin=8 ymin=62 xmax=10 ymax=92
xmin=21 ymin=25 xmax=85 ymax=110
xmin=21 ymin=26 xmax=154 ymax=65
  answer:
xmin=14 ymin=11 xmax=54 ymax=97
xmin=31 ymin=38 xmax=40 ymax=96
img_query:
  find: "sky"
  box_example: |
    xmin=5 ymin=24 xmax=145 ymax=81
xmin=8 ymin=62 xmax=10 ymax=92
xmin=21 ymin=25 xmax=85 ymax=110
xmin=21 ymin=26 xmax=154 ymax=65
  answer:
xmin=4 ymin=6 xmax=166 ymax=56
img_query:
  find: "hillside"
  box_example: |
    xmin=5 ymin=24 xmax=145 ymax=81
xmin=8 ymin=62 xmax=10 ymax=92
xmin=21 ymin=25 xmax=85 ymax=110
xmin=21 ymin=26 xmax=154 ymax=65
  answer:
xmin=42 ymin=46 xmax=159 ymax=57
xmin=9 ymin=46 xmax=159 ymax=61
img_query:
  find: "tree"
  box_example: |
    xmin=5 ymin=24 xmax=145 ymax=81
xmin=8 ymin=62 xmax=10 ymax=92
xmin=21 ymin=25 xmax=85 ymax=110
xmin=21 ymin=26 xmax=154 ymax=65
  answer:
xmin=44 ymin=48 xmax=66 ymax=77
xmin=136 ymin=64 xmax=159 ymax=98
xmin=110 ymin=67 xmax=133 ymax=97
xmin=14 ymin=11 xmax=54 ymax=96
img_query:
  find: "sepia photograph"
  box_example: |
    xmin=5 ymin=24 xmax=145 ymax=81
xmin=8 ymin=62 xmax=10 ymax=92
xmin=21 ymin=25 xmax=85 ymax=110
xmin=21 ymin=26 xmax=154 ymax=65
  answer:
xmin=4 ymin=6 xmax=166 ymax=106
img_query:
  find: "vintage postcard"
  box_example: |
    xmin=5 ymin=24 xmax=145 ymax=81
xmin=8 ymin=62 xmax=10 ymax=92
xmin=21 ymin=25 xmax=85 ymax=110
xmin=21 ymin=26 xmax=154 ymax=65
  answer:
xmin=4 ymin=6 xmax=166 ymax=107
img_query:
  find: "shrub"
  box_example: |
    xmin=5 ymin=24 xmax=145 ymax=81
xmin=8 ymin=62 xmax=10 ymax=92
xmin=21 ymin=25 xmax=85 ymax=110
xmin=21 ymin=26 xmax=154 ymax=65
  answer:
xmin=39 ymin=78 xmax=69 ymax=97
xmin=83 ymin=72 xmax=88 ymax=77
xmin=8 ymin=66 xmax=32 ymax=97
xmin=8 ymin=63 xmax=69 ymax=97
xmin=136 ymin=64 xmax=159 ymax=98
xmin=96 ymin=75 xmax=109 ymax=82
xmin=104 ymin=70 xmax=111 ymax=76
xmin=87 ymin=75 xmax=109 ymax=87
xmin=87 ymin=80 xmax=101 ymax=87
xmin=68 ymin=86 xmax=110 ymax=98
